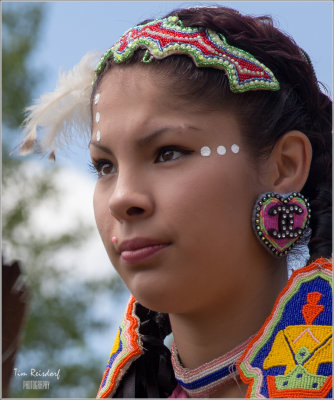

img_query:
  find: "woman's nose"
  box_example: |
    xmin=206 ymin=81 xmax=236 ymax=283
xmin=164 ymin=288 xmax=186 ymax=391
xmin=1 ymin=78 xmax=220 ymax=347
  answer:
xmin=108 ymin=171 xmax=154 ymax=222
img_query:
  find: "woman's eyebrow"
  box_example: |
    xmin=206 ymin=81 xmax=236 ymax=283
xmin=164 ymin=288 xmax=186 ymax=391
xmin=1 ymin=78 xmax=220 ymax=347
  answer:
xmin=89 ymin=125 xmax=201 ymax=152
xmin=137 ymin=125 xmax=201 ymax=147
xmin=89 ymin=141 xmax=113 ymax=156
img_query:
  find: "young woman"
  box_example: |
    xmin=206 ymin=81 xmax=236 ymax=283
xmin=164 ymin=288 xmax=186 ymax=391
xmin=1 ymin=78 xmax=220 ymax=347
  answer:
xmin=21 ymin=6 xmax=332 ymax=399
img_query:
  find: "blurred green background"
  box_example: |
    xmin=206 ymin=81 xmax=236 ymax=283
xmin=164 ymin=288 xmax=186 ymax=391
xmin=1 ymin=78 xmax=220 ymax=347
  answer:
xmin=2 ymin=3 xmax=127 ymax=397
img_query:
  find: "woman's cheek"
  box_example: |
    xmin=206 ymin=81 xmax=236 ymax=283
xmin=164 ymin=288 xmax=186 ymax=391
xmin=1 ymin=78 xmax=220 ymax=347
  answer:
xmin=93 ymin=187 xmax=108 ymax=236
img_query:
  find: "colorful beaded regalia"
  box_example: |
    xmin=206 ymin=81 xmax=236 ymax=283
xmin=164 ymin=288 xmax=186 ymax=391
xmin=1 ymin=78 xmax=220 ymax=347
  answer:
xmin=97 ymin=260 xmax=332 ymax=399
xmin=96 ymin=296 xmax=143 ymax=398
xmin=96 ymin=296 xmax=176 ymax=398
xmin=95 ymin=16 xmax=280 ymax=93
xmin=238 ymin=258 xmax=332 ymax=398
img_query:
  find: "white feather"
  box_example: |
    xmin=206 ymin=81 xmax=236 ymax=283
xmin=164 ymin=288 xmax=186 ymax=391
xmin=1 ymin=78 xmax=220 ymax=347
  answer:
xmin=19 ymin=51 xmax=101 ymax=156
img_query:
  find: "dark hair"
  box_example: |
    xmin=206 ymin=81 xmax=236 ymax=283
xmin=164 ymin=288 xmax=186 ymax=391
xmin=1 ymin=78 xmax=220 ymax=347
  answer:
xmin=93 ymin=7 xmax=332 ymax=395
xmin=93 ymin=6 xmax=332 ymax=261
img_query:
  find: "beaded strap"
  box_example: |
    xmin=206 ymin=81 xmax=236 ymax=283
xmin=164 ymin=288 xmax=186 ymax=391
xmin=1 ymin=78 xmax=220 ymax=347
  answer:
xmin=171 ymin=336 xmax=253 ymax=397
xmin=95 ymin=16 xmax=280 ymax=93
xmin=96 ymin=296 xmax=143 ymax=398
xmin=238 ymin=258 xmax=332 ymax=398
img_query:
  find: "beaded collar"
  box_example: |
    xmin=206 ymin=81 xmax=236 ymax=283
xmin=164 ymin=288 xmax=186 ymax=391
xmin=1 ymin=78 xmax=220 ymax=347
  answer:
xmin=95 ymin=16 xmax=280 ymax=93
xmin=171 ymin=336 xmax=253 ymax=397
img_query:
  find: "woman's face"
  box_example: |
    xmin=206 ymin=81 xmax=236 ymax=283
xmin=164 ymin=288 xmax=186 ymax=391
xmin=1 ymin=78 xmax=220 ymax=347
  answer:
xmin=90 ymin=65 xmax=270 ymax=313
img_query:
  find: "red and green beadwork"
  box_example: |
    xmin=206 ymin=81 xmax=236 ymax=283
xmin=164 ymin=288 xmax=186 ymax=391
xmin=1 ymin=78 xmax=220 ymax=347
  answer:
xmin=95 ymin=16 xmax=280 ymax=93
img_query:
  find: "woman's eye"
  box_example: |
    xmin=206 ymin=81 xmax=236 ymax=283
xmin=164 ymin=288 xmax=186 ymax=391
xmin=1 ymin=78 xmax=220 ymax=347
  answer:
xmin=156 ymin=146 xmax=192 ymax=163
xmin=89 ymin=160 xmax=116 ymax=177
xmin=99 ymin=163 xmax=115 ymax=177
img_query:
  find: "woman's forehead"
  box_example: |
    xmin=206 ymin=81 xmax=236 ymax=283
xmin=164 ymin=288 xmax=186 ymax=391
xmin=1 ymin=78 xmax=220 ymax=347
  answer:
xmin=97 ymin=66 xmax=197 ymax=114
xmin=96 ymin=64 xmax=232 ymax=117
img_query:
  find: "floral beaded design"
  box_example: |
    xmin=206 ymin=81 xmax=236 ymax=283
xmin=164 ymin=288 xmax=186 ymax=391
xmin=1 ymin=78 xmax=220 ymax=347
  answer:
xmin=238 ymin=258 xmax=332 ymax=398
xmin=95 ymin=16 xmax=280 ymax=93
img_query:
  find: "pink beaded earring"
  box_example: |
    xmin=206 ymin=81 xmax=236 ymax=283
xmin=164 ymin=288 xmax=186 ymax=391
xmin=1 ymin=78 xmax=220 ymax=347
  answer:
xmin=252 ymin=192 xmax=311 ymax=257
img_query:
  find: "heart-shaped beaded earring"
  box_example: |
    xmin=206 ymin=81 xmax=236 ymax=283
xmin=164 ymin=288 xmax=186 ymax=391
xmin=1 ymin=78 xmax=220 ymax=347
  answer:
xmin=252 ymin=192 xmax=311 ymax=257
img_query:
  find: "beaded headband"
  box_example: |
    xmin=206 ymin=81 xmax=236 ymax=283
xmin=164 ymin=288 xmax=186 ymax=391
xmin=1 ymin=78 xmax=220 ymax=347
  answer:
xmin=18 ymin=15 xmax=280 ymax=157
xmin=95 ymin=16 xmax=280 ymax=93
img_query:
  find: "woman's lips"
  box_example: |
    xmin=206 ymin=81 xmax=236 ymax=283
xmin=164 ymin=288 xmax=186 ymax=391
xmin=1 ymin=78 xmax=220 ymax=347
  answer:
xmin=118 ymin=238 xmax=170 ymax=264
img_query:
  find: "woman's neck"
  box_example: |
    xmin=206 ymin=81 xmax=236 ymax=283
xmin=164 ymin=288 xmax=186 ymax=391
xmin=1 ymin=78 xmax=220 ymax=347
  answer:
xmin=169 ymin=257 xmax=287 ymax=371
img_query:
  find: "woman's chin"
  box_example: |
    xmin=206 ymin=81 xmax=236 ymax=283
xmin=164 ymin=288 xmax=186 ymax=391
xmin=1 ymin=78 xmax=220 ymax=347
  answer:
xmin=131 ymin=283 xmax=174 ymax=313
xmin=126 ymin=274 xmax=182 ymax=313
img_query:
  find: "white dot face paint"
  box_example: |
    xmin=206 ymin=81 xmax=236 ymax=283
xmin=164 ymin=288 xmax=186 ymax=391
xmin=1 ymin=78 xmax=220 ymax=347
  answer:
xmin=96 ymin=112 xmax=100 ymax=123
xmin=217 ymin=145 xmax=226 ymax=155
xmin=96 ymin=130 xmax=101 ymax=142
xmin=231 ymin=144 xmax=240 ymax=154
xmin=94 ymin=93 xmax=100 ymax=105
xmin=200 ymin=146 xmax=211 ymax=157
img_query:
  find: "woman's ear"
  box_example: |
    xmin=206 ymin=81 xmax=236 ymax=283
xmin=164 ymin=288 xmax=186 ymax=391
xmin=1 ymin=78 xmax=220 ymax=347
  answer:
xmin=266 ymin=131 xmax=312 ymax=193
